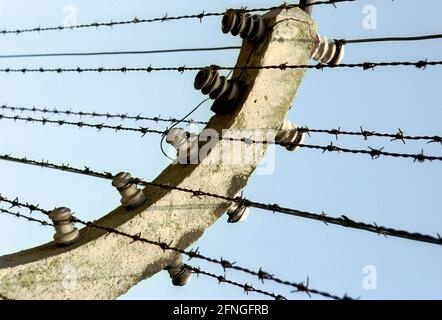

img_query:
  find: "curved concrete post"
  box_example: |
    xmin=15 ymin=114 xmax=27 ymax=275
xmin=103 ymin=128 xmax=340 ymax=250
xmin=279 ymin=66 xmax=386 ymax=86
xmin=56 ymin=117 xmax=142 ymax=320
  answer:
xmin=0 ymin=8 xmax=316 ymax=299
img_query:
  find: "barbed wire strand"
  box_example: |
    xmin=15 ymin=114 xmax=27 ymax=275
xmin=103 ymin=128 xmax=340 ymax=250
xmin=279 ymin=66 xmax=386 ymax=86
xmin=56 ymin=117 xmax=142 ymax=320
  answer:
xmin=0 ymin=206 xmax=285 ymax=300
xmin=0 ymin=60 xmax=440 ymax=74
xmin=0 ymin=195 xmax=342 ymax=300
xmin=1 ymin=114 xmax=440 ymax=161
xmin=0 ymin=155 xmax=440 ymax=246
xmin=0 ymin=104 xmax=207 ymax=125
xmin=0 ymin=207 xmax=51 ymax=227
xmin=2 ymin=104 xmax=440 ymax=145
xmin=186 ymin=265 xmax=286 ymax=300
xmin=0 ymin=0 xmax=355 ymax=36
xmin=298 ymin=126 xmax=442 ymax=145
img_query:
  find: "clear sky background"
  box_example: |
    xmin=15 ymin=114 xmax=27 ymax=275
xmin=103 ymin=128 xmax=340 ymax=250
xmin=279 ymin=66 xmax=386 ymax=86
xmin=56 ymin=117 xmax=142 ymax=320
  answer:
xmin=0 ymin=0 xmax=441 ymax=300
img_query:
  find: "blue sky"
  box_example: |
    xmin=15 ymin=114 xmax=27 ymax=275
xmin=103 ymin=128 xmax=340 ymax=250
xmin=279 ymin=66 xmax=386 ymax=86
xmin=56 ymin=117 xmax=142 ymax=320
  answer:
xmin=0 ymin=0 xmax=441 ymax=300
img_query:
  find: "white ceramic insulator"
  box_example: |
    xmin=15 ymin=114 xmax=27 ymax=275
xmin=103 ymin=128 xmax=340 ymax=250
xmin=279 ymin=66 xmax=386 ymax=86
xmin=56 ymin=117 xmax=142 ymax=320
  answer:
xmin=166 ymin=128 xmax=199 ymax=160
xmin=166 ymin=255 xmax=192 ymax=286
xmin=49 ymin=207 xmax=80 ymax=246
xmin=226 ymin=192 xmax=250 ymax=223
xmin=112 ymin=172 xmax=146 ymax=209
xmin=311 ymin=34 xmax=345 ymax=65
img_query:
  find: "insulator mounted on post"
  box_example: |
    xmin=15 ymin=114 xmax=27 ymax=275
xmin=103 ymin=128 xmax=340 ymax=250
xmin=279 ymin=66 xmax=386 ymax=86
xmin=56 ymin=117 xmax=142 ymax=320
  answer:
xmin=222 ymin=9 xmax=266 ymax=42
xmin=311 ymin=34 xmax=345 ymax=65
xmin=194 ymin=65 xmax=242 ymax=115
xmin=49 ymin=207 xmax=80 ymax=246
xmin=165 ymin=128 xmax=199 ymax=161
xmin=226 ymin=192 xmax=250 ymax=223
xmin=112 ymin=172 xmax=146 ymax=209
xmin=165 ymin=254 xmax=192 ymax=286
xmin=275 ymin=119 xmax=305 ymax=151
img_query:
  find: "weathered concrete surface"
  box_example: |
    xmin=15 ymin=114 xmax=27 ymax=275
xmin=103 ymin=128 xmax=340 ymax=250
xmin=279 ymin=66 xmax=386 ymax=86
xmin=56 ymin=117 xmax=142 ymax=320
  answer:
xmin=0 ymin=8 xmax=316 ymax=300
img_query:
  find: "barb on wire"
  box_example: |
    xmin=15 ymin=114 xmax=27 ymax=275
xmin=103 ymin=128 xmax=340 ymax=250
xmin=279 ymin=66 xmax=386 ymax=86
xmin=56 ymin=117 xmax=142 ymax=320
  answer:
xmin=0 ymin=104 xmax=207 ymax=125
xmin=0 ymin=1 xmax=354 ymax=36
xmin=187 ymin=265 xmax=286 ymax=300
xmin=1 ymin=114 xmax=440 ymax=161
xmin=0 ymin=60 xmax=441 ymax=74
xmin=0 ymin=193 xmax=345 ymax=300
xmin=0 ymin=155 xmax=441 ymax=247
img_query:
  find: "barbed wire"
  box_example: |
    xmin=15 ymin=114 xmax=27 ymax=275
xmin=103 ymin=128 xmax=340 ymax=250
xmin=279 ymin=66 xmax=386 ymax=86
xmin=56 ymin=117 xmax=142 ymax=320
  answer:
xmin=299 ymin=126 xmax=442 ymax=145
xmin=3 ymin=105 xmax=440 ymax=145
xmin=0 ymin=194 xmax=344 ymax=300
xmin=0 ymin=104 xmax=207 ymax=125
xmin=0 ymin=0 xmax=355 ymax=36
xmin=0 ymin=260 xmax=285 ymax=300
xmin=0 ymin=204 xmax=286 ymax=300
xmin=1 ymin=114 xmax=441 ymax=161
xmin=0 ymin=114 xmax=166 ymax=136
xmin=0 ymin=60 xmax=440 ymax=74
xmin=0 ymin=207 xmax=51 ymax=227
xmin=0 ymin=155 xmax=440 ymax=246
xmin=340 ymin=33 xmax=442 ymax=45
xmin=186 ymin=265 xmax=286 ymax=300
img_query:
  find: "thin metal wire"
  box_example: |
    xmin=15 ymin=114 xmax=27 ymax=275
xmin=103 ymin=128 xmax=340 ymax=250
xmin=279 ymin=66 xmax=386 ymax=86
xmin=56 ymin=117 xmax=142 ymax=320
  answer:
xmin=1 ymin=114 xmax=440 ymax=161
xmin=341 ymin=33 xmax=442 ymax=44
xmin=0 ymin=46 xmax=242 ymax=60
xmin=160 ymin=98 xmax=211 ymax=161
xmin=0 ymin=194 xmax=343 ymax=300
xmin=0 ymin=60 xmax=440 ymax=74
xmin=2 ymin=33 xmax=442 ymax=61
xmin=2 ymin=105 xmax=440 ymax=145
xmin=0 ymin=155 xmax=440 ymax=246
xmin=0 ymin=0 xmax=355 ymax=36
